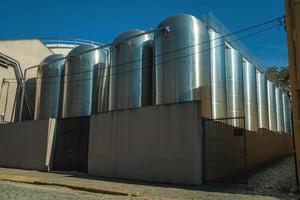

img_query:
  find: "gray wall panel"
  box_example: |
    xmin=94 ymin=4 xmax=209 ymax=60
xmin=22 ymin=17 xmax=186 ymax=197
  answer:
xmin=0 ymin=119 xmax=51 ymax=170
xmin=88 ymin=101 xmax=202 ymax=185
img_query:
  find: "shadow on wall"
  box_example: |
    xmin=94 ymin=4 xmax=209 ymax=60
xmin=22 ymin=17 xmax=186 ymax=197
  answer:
xmin=13 ymin=78 xmax=36 ymax=122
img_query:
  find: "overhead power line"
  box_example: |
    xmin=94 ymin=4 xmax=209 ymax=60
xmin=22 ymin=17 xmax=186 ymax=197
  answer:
xmin=5 ymin=15 xmax=284 ymax=82
xmin=6 ymin=22 xmax=283 ymax=86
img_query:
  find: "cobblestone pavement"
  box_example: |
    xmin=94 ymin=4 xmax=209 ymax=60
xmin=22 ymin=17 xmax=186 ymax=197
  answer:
xmin=0 ymin=180 xmax=137 ymax=200
xmin=0 ymin=156 xmax=298 ymax=200
xmin=199 ymin=156 xmax=300 ymax=200
xmin=242 ymin=156 xmax=298 ymax=198
xmin=0 ymin=179 xmax=277 ymax=200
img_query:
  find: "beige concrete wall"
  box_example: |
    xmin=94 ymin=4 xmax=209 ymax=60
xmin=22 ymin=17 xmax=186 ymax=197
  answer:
xmin=0 ymin=68 xmax=19 ymax=122
xmin=0 ymin=119 xmax=55 ymax=171
xmin=0 ymin=39 xmax=53 ymax=122
xmin=88 ymin=101 xmax=203 ymax=185
xmin=247 ymin=129 xmax=293 ymax=167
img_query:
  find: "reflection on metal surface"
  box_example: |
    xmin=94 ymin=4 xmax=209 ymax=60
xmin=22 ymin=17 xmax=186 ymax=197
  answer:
xmin=34 ymin=54 xmax=65 ymax=119
xmin=154 ymin=14 xmax=211 ymax=117
xmin=243 ymin=60 xmax=258 ymax=131
xmin=225 ymin=45 xmax=244 ymax=126
xmin=210 ymin=29 xmax=227 ymax=118
xmin=62 ymin=44 xmax=109 ymax=118
xmin=109 ymin=30 xmax=153 ymax=111
xmin=267 ymin=80 xmax=277 ymax=131
xmin=282 ymin=93 xmax=292 ymax=134
xmin=256 ymin=70 xmax=269 ymax=129
xmin=275 ymin=87 xmax=284 ymax=132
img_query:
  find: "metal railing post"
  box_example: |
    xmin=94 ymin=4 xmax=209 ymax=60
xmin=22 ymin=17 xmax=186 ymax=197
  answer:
xmin=18 ymin=65 xmax=39 ymax=122
xmin=18 ymin=70 xmax=27 ymax=122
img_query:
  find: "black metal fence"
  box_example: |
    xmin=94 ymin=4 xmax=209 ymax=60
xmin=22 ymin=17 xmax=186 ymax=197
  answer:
xmin=203 ymin=117 xmax=248 ymax=184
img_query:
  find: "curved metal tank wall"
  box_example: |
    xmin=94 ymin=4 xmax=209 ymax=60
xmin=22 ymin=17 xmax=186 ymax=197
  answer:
xmin=34 ymin=54 xmax=65 ymax=119
xmin=256 ymin=70 xmax=269 ymax=129
xmin=225 ymin=45 xmax=244 ymax=126
xmin=62 ymin=44 xmax=109 ymax=118
xmin=282 ymin=93 xmax=291 ymax=133
xmin=209 ymin=29 xmax=227 ymax=118
xmin=243 ymin=60 xmax=258 ymax=131
xmin=275 ymin=87 xmax=284 ymax=132
xmin=267 ymin=80 xmax=277 ymax=131
xmin=97 ymin=46 xmax=111 ymax=113
xmin=154 ymin=14 xmax=211 ymax=117
xmin=15 ymin=78 xmax=36 ymax=121
xmin=109 ymin=30 xmax=153 ymax=111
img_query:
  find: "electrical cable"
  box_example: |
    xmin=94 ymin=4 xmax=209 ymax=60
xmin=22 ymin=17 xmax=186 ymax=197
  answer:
xmin=6 ymin=23 xmax=283 ymax=86
xmin=4 ymin=15 xmax=284 ymax=82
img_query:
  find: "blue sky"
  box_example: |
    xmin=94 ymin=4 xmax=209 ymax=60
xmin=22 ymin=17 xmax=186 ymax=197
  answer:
xmin=0 ymin=0 xmax=287 ymax=69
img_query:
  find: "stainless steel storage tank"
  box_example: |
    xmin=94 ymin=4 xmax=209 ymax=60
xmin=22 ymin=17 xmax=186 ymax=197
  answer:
xmin=267 ymin=80 xmax=277 ymax=131
xmin=256 ymin=70 xmax=269 ymax=129
xmin=154 ymin=14 xmax=211 ymax=117
xmin=62 ymin=44 xmax=109 ymax=118
xmin=275 ymin=87 xmax=284 ymax=133
xmin=98 ymin=46 xmax=110 ymax=113
xmin=210 ymin=29 xmax=227 ymax=118
xmin=282 ymin=93 xmax=291 ymax=133
xmin=243 ymin=59 xmax=258 ymax=131
xmin=225 ymin=45 xmax=244 ymax=126
xmin=34 ymin=54 xmax=65 ymax=119
xmin=109 ymin=30 xmax=153 ymax=111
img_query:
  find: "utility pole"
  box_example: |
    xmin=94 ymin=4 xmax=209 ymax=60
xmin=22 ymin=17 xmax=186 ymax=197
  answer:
xmin=285 ymin=0 xmax=300 ymax=187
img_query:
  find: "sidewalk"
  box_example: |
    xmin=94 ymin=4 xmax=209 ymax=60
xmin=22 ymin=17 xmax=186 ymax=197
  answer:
xmin=0 ymin=157 xmax=298 ymax=200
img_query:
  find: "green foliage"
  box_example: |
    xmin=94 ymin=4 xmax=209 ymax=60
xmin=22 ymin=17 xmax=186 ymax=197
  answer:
xmin=265 ymin=65 xmax=290 ymax=97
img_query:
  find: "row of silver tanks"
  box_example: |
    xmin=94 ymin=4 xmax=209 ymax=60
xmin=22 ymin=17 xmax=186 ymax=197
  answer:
xmin=34 ymin=14 xmax=292 ymax=133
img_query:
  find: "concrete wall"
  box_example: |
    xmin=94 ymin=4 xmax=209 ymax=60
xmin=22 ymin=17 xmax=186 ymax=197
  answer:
xmin=0 ymin=119 xmax=55 ymax=171
xmin=88 ymin=101 xmax=203 ymax=185
xmin=0 ymin=39 xmax=53 ymax=122
xmin=247 ymin=129 xmax=293 ymax=167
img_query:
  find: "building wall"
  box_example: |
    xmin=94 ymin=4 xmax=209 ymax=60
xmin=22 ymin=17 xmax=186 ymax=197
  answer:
xmin=247 ymin=129 xmax=293 ymax=167
xmin=285 ymin=0 xmax=300 ymax=184
xmin=0 ymin=39 xmax=53 ymax=122
xmin=0 ymin=119 xmax=56 ymax=171
xmin=88 ymin=101 xmax=203 ymax=185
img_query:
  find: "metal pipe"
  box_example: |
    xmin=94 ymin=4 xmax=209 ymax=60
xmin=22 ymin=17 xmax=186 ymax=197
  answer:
xmin=18 ymin=65 xmax=38 ymax=121
xmin=0 ymin=79 xmax=5 ymax=104
xmin=0 ymin=53 xmax=23 ymax=85
xmin=18 ymin=72 xmax=26 ymax=121
xmin=0 ymin=79 xmax=6 ymax=123
xmin=3 ymin=80 xmax=10 ymax=119
xmin=0 ymin=53 xmax=33 ymax=122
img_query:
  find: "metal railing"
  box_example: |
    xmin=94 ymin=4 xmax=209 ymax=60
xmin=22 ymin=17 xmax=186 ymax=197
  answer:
xmin=40 ymin=37 xmax=104 ymax=47
xmin=203 ymin=116 xmax=248 ymax=184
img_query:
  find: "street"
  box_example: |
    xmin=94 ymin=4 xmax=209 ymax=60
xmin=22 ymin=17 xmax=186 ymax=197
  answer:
xmin=0 ymin=156 xmax=298 ymax=200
